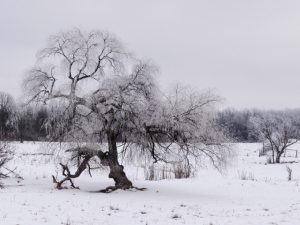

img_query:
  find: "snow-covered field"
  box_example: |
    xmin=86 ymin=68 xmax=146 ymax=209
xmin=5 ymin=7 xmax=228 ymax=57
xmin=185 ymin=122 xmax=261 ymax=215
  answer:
xmin=1 ymin=142 xmax=300 ymax=225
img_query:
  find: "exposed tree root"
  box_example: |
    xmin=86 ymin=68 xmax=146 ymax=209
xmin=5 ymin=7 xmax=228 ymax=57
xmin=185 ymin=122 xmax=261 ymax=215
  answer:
xmin=132 ymin=186 xmax=147 ymax=191
xmin=98 ymin=186 xmax=119 ymax=193
xmin=98 ymin=185 xmax=147 ymax=193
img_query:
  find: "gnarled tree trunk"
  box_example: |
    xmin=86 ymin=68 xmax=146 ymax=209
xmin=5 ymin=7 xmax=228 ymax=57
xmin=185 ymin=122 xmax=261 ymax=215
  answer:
xmin=105 ymin=132 xmax=132 ymax=190
xmin=52 ymin=136 xmax=136 ymax=193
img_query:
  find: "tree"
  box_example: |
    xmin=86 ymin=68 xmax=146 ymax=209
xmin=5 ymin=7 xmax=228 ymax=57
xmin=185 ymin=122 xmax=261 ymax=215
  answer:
xmin=0 ymin=92 xmax=16 ymax=140
xmin=23 ymin=28 xmax=229 ymax=192
xmin=250 ymin=112 xmax=298 ymax=163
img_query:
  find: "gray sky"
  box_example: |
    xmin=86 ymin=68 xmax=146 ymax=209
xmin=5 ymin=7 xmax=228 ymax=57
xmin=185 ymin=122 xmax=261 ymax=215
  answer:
xmin=0 ymin=0 xmax=300 ymax=109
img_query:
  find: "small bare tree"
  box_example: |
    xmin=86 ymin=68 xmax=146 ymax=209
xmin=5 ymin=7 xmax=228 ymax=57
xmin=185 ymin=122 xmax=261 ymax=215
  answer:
xmin=250 ymin=112 xmax=298 ymax=163
xmin=23 ymin=28 xmax=230 ymax=192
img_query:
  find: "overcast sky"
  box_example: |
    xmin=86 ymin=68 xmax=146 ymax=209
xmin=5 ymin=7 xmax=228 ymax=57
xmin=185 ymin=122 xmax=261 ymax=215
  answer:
xmin=0 ymin=0 xmax=300 ymax=109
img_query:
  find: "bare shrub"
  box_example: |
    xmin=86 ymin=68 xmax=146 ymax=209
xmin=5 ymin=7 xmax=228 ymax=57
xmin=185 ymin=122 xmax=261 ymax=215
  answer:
xmin=0 ymin=142 xmax=14 ymax=187
xmin=173 ymin=161 xmax=191 ymax=179
xmin=238 ymin=170 xmax=255 ymax=181
xmin=144 ymin=159 xmax=194 ymax=181
xmin=286 ymin=166 xmax=292 ymax=181
xmin=144 ymin=164 xmax=172 ymax=181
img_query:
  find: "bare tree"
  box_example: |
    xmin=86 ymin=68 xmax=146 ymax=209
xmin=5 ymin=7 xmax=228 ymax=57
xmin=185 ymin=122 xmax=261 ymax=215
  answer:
xmin=23 ymin=28 xmax=229 ymax=192
xmin=0 ymin=92 xmax=16 ymax=140
xmin=250 ymin=112 xmax=298 ymax=163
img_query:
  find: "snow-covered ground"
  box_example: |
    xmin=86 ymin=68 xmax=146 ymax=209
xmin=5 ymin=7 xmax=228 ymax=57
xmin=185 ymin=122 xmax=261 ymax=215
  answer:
xmin=1 ymin=142 xmax=300 ymax=225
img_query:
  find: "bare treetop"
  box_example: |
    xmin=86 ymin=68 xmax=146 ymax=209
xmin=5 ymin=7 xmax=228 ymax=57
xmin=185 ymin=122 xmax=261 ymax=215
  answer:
xmin=24 ymin=29 xmax=129 ymax=103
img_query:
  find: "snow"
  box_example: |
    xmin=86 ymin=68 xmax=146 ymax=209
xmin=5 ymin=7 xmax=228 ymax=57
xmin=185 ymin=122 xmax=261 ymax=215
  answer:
xmin=1 ymin=142 xmax=300 ymax=225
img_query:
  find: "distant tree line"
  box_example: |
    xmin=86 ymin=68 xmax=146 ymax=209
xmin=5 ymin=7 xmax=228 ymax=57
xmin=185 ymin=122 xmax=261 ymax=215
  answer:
xmin=2 ymin=90 xmax=300 ymax=145
xmin=216 ymin=108 xmax=300 ymax=142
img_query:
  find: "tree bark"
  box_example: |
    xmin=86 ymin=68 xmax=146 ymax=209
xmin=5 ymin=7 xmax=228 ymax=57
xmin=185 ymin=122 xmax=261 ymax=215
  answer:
xmin=106 ymin=132 xmax=132 ymax=189
xmin=275 ymin=151 xmax=282 ymax=163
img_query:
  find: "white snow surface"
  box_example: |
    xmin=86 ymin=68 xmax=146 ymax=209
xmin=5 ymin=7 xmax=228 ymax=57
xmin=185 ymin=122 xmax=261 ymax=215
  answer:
xmin=1 ymin=142 xmax=300 ymax=225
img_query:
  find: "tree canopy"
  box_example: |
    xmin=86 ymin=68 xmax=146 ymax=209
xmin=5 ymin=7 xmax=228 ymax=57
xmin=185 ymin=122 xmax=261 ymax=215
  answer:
xmin=23 ymin=28 xmax=229 ymax=192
